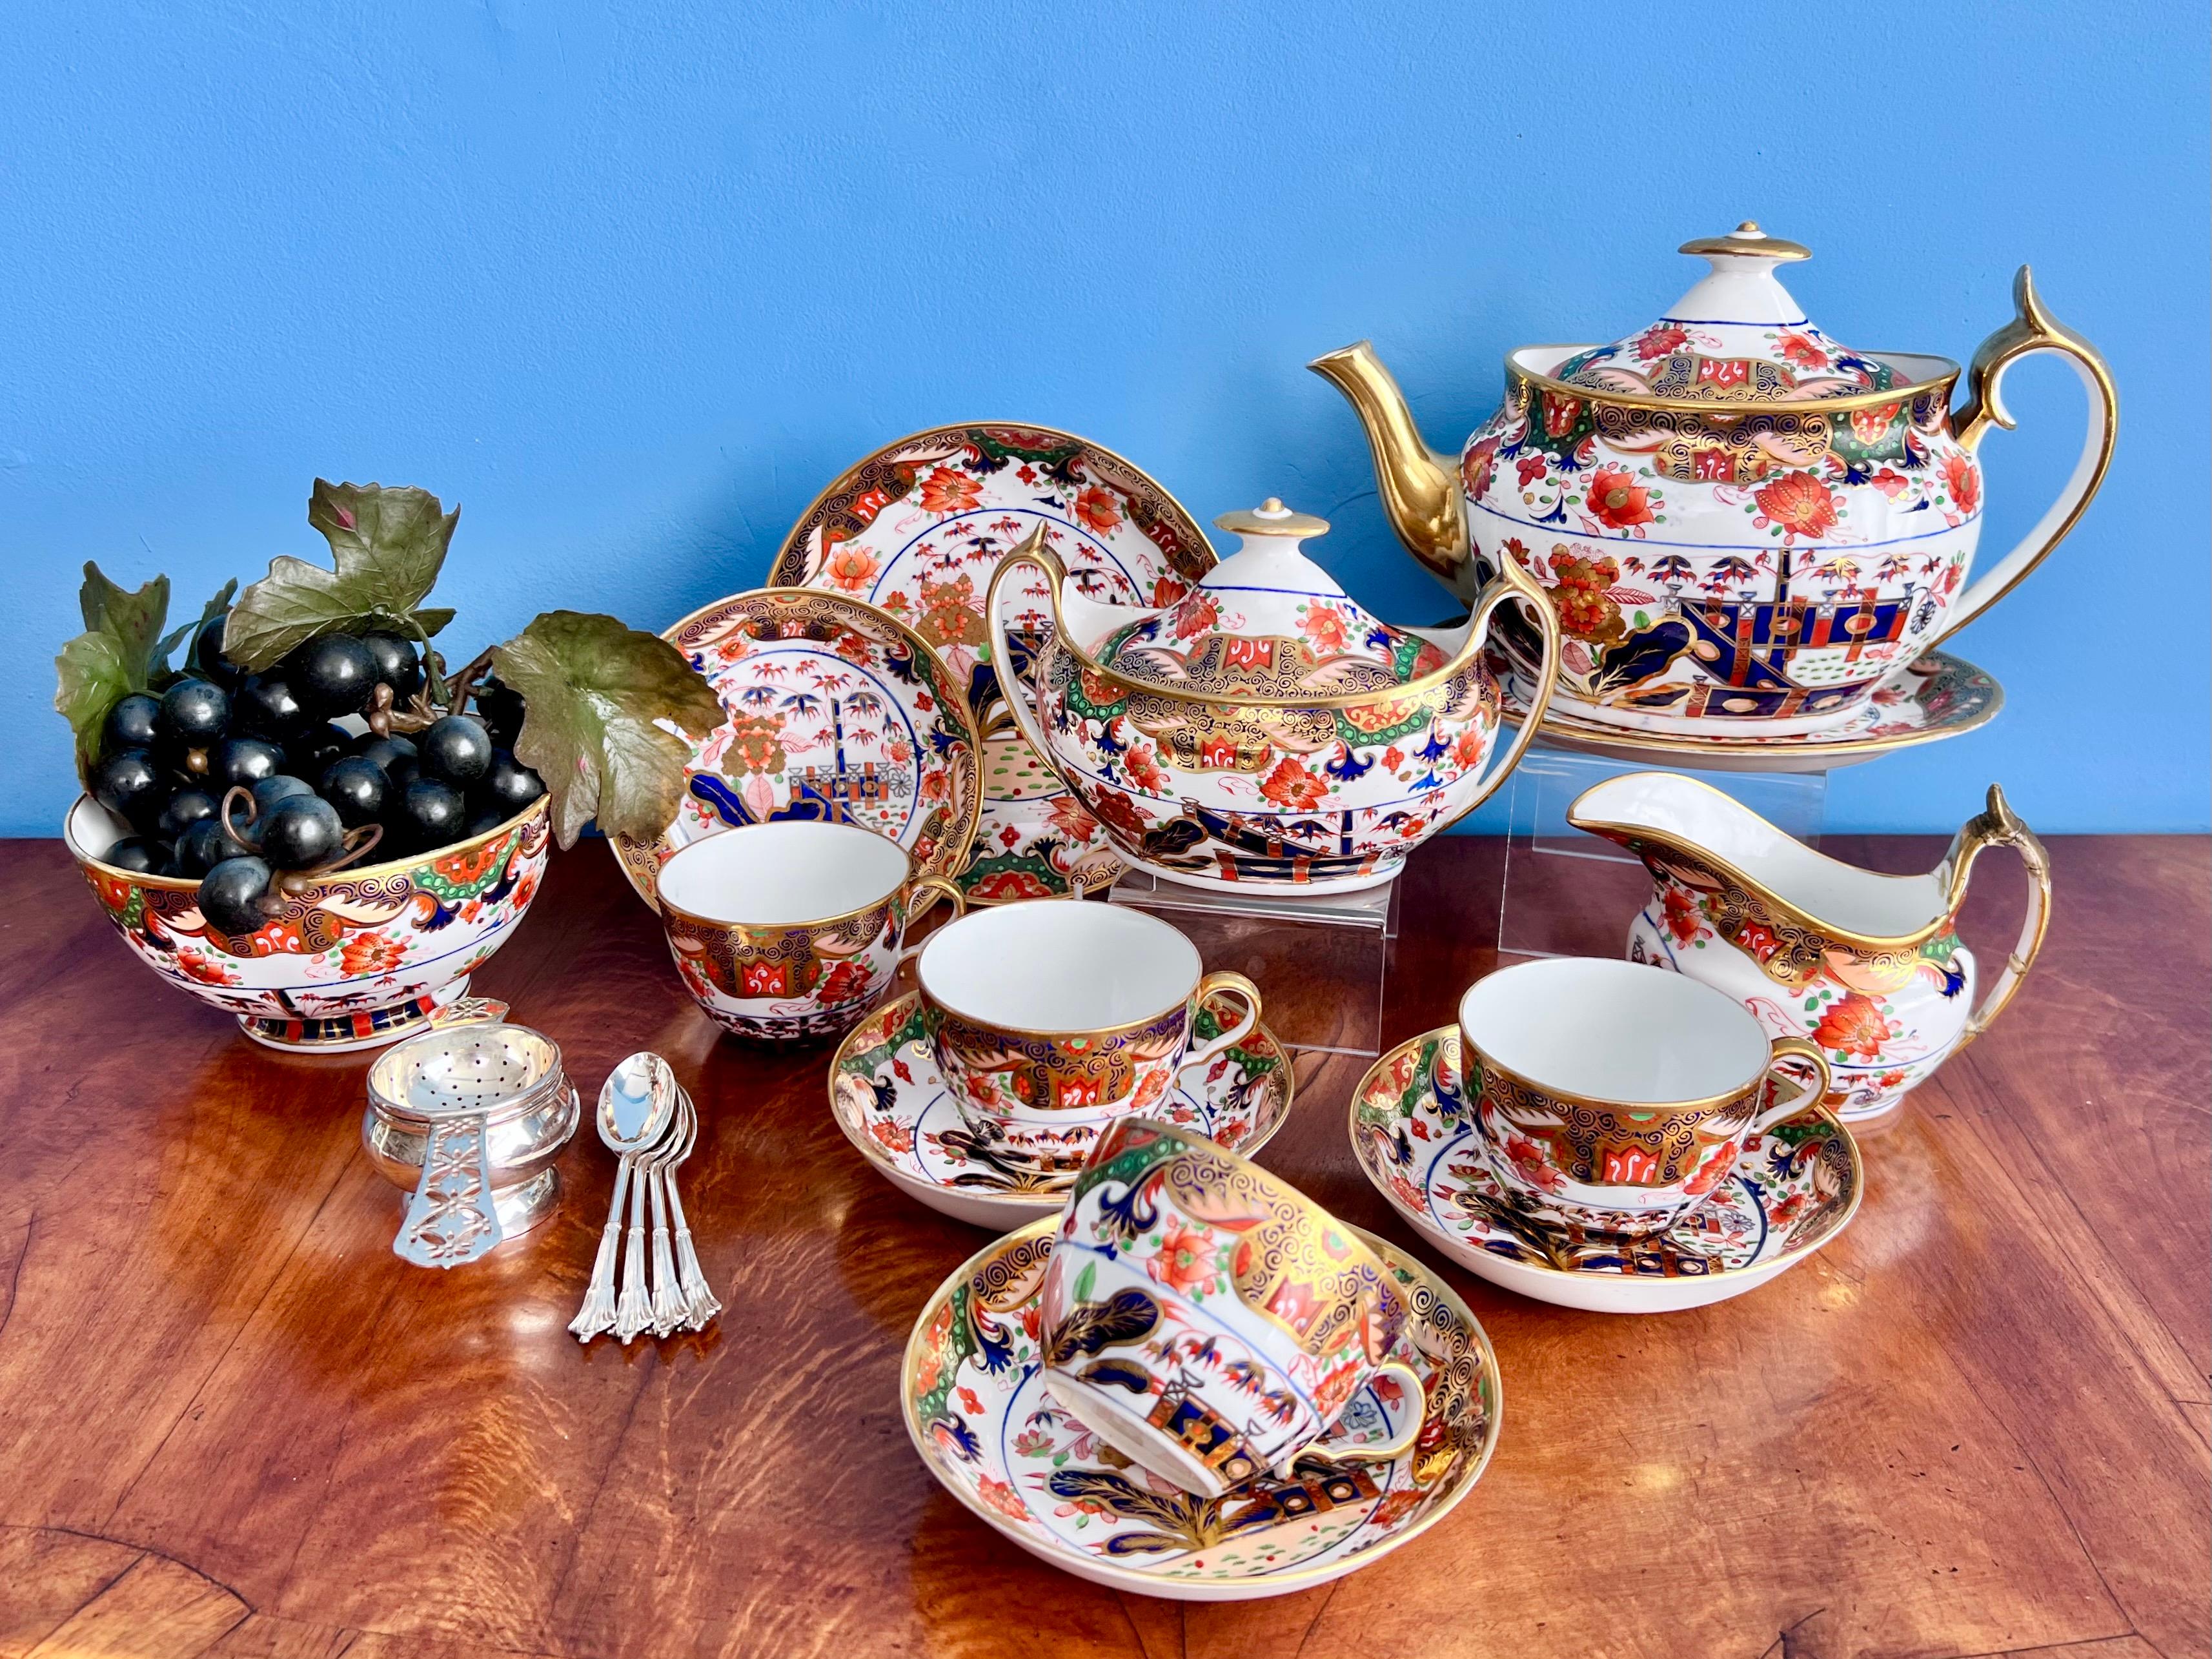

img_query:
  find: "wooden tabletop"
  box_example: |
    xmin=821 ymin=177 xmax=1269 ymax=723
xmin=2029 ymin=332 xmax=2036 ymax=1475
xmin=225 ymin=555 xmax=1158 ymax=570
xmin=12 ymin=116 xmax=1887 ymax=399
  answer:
xmin=1 ymin=833 xmax=2204 ymax=1659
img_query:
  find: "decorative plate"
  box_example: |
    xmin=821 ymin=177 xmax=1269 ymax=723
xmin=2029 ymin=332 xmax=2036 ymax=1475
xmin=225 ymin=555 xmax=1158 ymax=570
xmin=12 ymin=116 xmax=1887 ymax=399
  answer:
xmin=610 ymin=589 xmax=982 ymax=910
xmin=829 ymin=989 xmax=1295 ymax=1229
xmin=1494 ymin=645 xmax=2000 ymax=774
xmin=902 ymin=1217 xmax=1501 ymax=1600
xmin=1349 ymin=1027 xmax=1863 ymax=1314
xmin=767 ymin=423 xmax=1216 ymax=900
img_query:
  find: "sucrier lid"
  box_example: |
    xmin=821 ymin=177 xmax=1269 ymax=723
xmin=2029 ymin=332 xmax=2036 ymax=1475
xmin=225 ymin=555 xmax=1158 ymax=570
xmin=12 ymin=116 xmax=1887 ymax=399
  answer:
xmin=1089 ymin=498 xmax=1446 ymax=698
xmin=1552 ymin=222 xmax=1901 ymax=404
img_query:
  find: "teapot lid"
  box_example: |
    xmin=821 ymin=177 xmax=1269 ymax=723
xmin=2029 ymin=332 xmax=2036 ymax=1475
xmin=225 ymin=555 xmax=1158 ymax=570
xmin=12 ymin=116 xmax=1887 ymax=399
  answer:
xmin=1089 ymin=498 xmax=1447 ymax=698
xmin=1552 ymin=222 xmax=1900 ymax=404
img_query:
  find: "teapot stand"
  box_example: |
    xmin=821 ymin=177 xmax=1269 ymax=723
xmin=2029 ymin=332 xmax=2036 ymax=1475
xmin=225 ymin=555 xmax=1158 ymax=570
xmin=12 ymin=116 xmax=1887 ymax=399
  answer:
xmin=1497 ymin=745 xmax=1830 ymax=963
xmin=1107 ymin=870 xmax=1400 ymax=1058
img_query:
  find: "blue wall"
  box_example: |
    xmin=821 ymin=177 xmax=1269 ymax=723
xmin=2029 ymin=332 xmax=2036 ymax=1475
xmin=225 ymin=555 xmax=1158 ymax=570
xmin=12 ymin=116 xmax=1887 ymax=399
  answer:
xmin=5 ymin=2 xmax=2205 ymax=836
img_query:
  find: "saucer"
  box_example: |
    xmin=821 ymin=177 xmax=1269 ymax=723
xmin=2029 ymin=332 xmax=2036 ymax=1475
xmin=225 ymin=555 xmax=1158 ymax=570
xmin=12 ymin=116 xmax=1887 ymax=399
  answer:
xmin=609 ymin=588 xmax=983 ymax=910
xmin=829 ymin=990 xmax=1294 ymax=1229
xmin=1492 ymin=644 xmax=2000 ymax=773
xmin=767 ymin=423 xmax=1217 ymax=900
xmin=902 ymin=1216 xmax=1501 ymax=1600
xmin=1348 ymin=1028 xmax=1863 ymax=1314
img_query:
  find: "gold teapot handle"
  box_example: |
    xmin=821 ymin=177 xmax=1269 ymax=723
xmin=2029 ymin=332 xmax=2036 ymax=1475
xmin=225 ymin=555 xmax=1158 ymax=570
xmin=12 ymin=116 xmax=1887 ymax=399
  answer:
xmin=1945 ymin=784 xmax=2055 ymax=1046
xmin=1927 ymin=267 xmax=2118 ymax=651
xmin=1436 ymin=547 xmax=1563 ymax=826
xmin=981 ymin=527 xmax=1069 ymax=809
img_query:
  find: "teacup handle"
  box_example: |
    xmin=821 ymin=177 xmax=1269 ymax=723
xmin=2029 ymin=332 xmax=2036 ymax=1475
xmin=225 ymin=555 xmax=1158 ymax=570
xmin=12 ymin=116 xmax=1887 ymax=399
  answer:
xmin=894 ymin=875 xmax=968 ymax=966
xmin=1750 ymin=1036 xmax=1834 ymax=1135
xmin=1292 ymin=1361 xmax=1429 ymax=1470
xmin=1177 ymin=970 xmax=1262 ymax=1075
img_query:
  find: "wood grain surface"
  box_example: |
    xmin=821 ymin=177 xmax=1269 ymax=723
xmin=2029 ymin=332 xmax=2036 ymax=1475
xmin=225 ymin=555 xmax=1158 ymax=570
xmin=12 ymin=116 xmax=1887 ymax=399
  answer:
xmin=0 ymin=832 xmax=2203 ymax=1659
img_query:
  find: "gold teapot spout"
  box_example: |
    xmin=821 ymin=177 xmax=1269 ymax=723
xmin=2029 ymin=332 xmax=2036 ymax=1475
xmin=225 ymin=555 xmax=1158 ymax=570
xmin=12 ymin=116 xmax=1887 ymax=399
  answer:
xmin=1308 ymin=341 xmax=1471 ymax=593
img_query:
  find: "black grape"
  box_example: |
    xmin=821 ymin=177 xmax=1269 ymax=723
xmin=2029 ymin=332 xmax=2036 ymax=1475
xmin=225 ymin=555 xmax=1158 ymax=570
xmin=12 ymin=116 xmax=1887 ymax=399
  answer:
xmin=286 ymin=722 xmax=351 ymax=780
xmin=418 ymin=715 xmax=492 ymax=788
xmin=463 ymin=802 xmax=512 ymax=840
xmin=289 ymin=634 xmax=378 ymax=718
xmin=394 ymin=778 xmax=465 ymax=851
xmin=318 ymin=756 xmax=388 ymax=828
xmin=474 ymin=673 xmax=527 ymax=747
xmin=176 ymin=817 xmax=245 ymax=878
xmin=105 ymin=835 xmax=175 ymax=876
xmin=158 ymin=678 xmax=230 ymax=745
xmin=157 ymin=787 xmax=221 ymax=839
xmin=189 ymin=615 xmax=241 ymax=686
xmin=101 ymin=693 xmax=163 ymax=756
xmin=259 ymin=794 xmax=345 ymax=870
xmin=250 ymin=775 xmax=314 ymax=817
xmin=198 ymin=856 xmax=276 ymax=936
xmin=233 ymin=672 xmax=310 ymax=738
xmin=91 ymin=749 xmax=167 ymax=829
xmin=212 ymin=736 xmax=287 ymax=791
xmin=362 ymin=631 xmax=423 ymax=700
xmin=384 ymin=755 xmax=421 ymax=791
xmin=356 ymin=734 xmax=416 ymax=772
xmin=473 ymin=749 xmax=545 ymax=819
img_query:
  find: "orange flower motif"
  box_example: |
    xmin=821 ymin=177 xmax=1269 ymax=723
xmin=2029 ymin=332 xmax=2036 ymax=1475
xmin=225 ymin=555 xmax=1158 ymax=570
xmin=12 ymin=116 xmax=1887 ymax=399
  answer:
xmin=1451 ymin=728 xmax=1489 ymax=769
xmin=868 ymin=1117 xmax=914 ymax=1155
xmin=1661 ymin=884 xmax=1702 ymax=945
xmin=1044 ymin=793 xmax=1100 ymax=842
xmin=1586 ymin=466 xmax=1656 ymax=532
xmin=174 ymin=947 xmax=241 ymax=986
xmin=823 ymin=544 xmax=880 ymax=594
xmin=1812 ymin=992 xmax=1894 ymax=1062
xmin=1257 ymin=757 xmax=1327 ymax=812
xmin=1547 ymin=551 xmax=1627 ymax=644
xmin=1632 ymin=324 xmax=1689 ymax=361
xmin=1942 ymin=451 xmax=1981 ymax=516
xmin=1297 ymin=605 xmax=1353 ymax=654
xmin=1148 ymin=1221 xmax=1219 ymax=1296
xmin=1460 ymin=436 xmax=1499 ymax=498
xmin=1073 ymin=484 xmax=1122 ymax=534
xmin=1776 ymin=331 xmax=1829 ymax=369
xmin=1753 ymin=471 xmax=1840 ymax=542
xmin=1150 ymin=573 xmax=1190 ymax=606
xmin=1122 ymin=744 xmax=1168 ymax=793
xmin=1171 ymin=593 xmax=1221 ymax=640
xmin=917 ymin=466 xmax=983 ymax=516
xmin=339 ymin=931 xmax=409 ymax=977
xmin=976 ymin=1476 xmax=1030 ymax=1522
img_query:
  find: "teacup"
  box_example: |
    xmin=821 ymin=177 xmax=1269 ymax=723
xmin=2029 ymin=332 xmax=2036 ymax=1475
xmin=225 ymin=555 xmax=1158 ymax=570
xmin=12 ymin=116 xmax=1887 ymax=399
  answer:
xmin=1040 ymin=1115 xmax=1426 ymax=1497
xmin=1458 ymin=956 xmax=1832 ymax=1237
xmin=915 ymin=900 xmax=1261 ymax=1174
xmin=656 ymin=820 xmax=964 ymax=1043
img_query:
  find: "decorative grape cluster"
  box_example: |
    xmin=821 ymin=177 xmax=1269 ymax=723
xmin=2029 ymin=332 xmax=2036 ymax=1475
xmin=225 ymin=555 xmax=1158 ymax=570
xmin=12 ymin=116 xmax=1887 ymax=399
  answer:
xmin=89 ymin=618 xmax=545 ymax=937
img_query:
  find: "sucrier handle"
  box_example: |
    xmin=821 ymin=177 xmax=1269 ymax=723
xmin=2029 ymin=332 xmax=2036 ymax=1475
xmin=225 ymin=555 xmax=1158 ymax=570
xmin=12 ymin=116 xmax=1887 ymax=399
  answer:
xmin=1927 ymin=267 xmax=2118 ymax=650
xmin=982 ymin=528 xmax=1070 ymax=803
xmin=1951 ymin=784 xmax=2055 ymax=1047
xmin=1750 ymin=1037 xmax=1835 ymax=1135
xmin=1436 ymin=547 xmax=1563 ymax=829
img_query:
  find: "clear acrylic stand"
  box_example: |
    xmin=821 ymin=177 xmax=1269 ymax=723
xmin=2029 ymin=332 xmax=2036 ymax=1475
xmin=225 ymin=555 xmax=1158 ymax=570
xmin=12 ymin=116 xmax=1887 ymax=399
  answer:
xmin=1109 ymin=870 xmax=1401 ymax=1058
xmin=1497 ymin=744 xmax=1829 ymax=961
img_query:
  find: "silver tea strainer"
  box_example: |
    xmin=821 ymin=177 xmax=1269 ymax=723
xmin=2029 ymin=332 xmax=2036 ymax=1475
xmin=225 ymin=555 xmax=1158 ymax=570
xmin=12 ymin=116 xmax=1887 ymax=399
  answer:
xmin=363 ymin=1021 xmax=579 ymax=1268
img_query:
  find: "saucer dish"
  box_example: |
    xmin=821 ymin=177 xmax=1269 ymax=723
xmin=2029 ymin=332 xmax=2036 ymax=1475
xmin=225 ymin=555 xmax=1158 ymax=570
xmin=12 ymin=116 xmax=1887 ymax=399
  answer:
xmin=902 ymin=1217 xmax=1501 ymax=1600
xmin=610 ymin=589 xmax=982 ymax=910
xmin=767 ymin=423 xmax=1216 ymax=901
xmin=1494 ymin=645 xmax=1999 ymax=773
xmin=828 ymin=990 xmax=1294 ymax=1228
xmin=1349 ymin=1028 xmax=1862 ymax=1314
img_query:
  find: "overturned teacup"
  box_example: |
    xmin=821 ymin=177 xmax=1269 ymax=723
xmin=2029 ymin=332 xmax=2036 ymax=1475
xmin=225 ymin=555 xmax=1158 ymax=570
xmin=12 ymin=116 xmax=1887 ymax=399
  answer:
xmin=1459 ymin=956 xmax=1831 ymax=1237
xmin=656 ymin=820 xmax=964 ymax=1043
xmin=915 ymin=900 xmax=1260 ymax=1174
xmin=1040 ymin=1116 xmax=1425 ymax=1497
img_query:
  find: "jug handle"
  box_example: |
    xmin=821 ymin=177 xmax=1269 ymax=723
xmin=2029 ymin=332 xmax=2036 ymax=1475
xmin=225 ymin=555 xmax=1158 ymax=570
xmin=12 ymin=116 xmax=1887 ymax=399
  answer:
xmin=1924 ymin=267 xmax=2117 ymax=652
xmin=1436 ymin=547 xmax=1563 ymax=827
xmin=982 ymin=528 xmax=1069 ymax=808
xmin=1949 ymin=784 xmax=2056 ymax=1046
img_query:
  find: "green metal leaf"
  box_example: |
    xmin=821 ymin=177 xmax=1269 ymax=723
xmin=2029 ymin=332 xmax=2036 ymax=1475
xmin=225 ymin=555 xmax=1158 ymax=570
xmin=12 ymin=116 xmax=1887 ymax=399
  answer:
xmin=223 ymin=481 xmax=458 ymax=669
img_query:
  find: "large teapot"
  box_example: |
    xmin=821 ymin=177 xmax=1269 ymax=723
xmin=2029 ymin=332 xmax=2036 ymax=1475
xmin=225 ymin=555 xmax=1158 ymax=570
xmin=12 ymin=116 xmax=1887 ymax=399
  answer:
xmin=1314 ymin=223 xmax=2116 ymax=736
xmin=984 ymin=500 xmax=1559 ymax=894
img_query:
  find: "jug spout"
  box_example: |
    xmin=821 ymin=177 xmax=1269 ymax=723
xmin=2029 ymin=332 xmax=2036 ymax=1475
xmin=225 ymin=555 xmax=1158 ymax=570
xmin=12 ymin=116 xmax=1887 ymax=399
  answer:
xmin=1308 ymin=341 xmax=1470 ymax=592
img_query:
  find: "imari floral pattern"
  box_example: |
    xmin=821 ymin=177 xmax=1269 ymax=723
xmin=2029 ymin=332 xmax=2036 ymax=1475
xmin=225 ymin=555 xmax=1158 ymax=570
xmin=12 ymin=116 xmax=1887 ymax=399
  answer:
xmin=1494 ymin=644 xmax=2002 ymax=765
xmin=1460 ymin=239 xmax=1996 ymax=735
xmin=70 ymin=799 xmax=550 ymax=1051
xmin=829 ymin=990 xmax=1292 ymax=1217
xmin=664 ymin=897 xmax=902 ymax=1044
xmin=769 ymin=424 xmax=1215 ymax=901
xmin=1350 ymin=1028 xmax=1858 ymax=1281
xmin=902 ymin=1217 xmax=1499 ymax=1597
xmin=611 ymin=589 xmax=981 ymax=911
